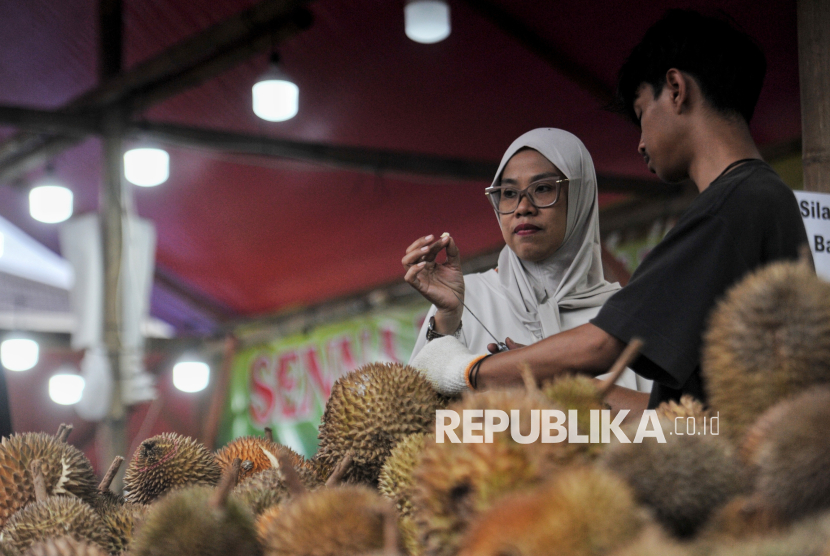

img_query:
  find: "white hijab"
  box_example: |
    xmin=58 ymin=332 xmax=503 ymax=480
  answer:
xmin=494 ymin=128 xmax=620 ymax=339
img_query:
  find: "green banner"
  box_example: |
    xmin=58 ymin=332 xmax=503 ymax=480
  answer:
xmin=218 ymin=303 xmax=430 ymax=457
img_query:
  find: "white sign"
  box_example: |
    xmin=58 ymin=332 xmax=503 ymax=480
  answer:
xmin=794 ymin=190 xmax=830 ymax=281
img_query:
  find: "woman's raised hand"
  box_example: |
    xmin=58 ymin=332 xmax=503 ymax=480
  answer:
xmin=402 ymin=233 xmax=464 ymax=334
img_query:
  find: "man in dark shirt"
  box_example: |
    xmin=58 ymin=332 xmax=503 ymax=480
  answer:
xmin=412 ymin=10 xmax=808 ymax=415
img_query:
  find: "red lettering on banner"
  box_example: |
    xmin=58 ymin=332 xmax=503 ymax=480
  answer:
xmin=380 ymin=326 xmax=399 ymax=362
xmin=304 ymin=347 xmax=329 ymax=400
xmin=275 ymin=350 xmax=313 ymax=420
xmin=249 ymin=355 xmax=276 ymax=426
xmin=359 ymin=328 xmax=374 ymax=365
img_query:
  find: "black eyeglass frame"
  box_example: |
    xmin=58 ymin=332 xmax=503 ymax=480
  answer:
xmin=484 ymin=177 xmax=570 ymax=215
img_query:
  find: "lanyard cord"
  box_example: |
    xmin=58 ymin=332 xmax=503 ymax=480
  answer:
xmin=714 ymin=158 xmax=760 ymax=182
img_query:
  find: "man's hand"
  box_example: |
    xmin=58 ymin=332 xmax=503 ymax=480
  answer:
xmin=402 ymin=233 xmax=464 ymax=334
xmin=487 ymin=337 xmax=525 ymax=353
xmin=410 ymin=336 xmax=485 ymax=396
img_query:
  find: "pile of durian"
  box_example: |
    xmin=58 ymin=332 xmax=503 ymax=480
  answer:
xmin=4 ymin=256 xmax=830 ymax=556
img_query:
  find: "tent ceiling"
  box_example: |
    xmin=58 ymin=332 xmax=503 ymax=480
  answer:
xmin=0 ymin=0 xmax=800 ymax=333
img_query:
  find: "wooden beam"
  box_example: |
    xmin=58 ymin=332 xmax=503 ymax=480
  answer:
xmin=798 ymin=0 xmax=830 ymax=192
xmin=0 ymin=104 xmax=678 ymax=193
xmin=0 ymin=0 xmax=312 ymax=185
xmin=460 ymin=0 xmax=614 ymax=106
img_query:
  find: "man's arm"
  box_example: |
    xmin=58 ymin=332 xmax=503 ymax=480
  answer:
xmin=476 ymin=323 xmax=625 ymax=387
xmin=477 ymin=322 xmax=651 ymax=412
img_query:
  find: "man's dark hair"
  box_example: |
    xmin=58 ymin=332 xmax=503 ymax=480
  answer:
xmin=616 ymin=9 xmax=766 ymax=124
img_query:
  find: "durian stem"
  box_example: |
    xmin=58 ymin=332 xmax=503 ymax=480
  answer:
xmin=379 ymin=504 xmax=401 ymax=556
xmin=277 ymin=451 xmax=307 ymax=498
xmin=99 ymin=455 xmax=124 ymax=492
xmin=325 ymin=452 xmax=353 ymax=488
xmin=264 ymin=427 xmax=273 ymax=442
xmin=211 ymin=457 xmax=241 ymax=509
xmin=56 ymin=423 xmax=66 ymax=440
xmin=30 ymin=459 xmax=48 ymax=503
xmin=519 ymin=363 xmax=538 ymax=392
xmin=58 ymin=424 xmax=74 ymax=443
xmin=597 ymin=338 xmax=644 ymax=399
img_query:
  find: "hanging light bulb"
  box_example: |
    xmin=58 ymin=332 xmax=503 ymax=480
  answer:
xmin=124 ymin=147 xmax=169 ymax=187
xmin=252 ymin=53 xmax=299 ymax=122
xmin=405 ymin=0 xmax=451 ymax=44
xmin=1 ymin=336 xmax=39 ymax=372
xmin=29 ymin=171 xmax=74 ymax=224
xmin=173 ymin=360 xmax=210 ymax=393
xmin=49 ymin=372 xmax=85 ymax=405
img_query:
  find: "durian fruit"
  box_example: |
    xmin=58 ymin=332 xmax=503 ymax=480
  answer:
xmin=231 ymin=461 xmax=321 ymax=517
xmin=89 ymin=456 xmax=147 ymax=554
xmin=702 ymin=258 xmax=830 ymax=442
xmin=123 ymin=432 xmax=221 ymax=504
xmin=410 ymin=388 xmax=558 ymax=556
xmin=22 ymin=537 xmax=107 ymax=556
xmin=703 ymin=510 xmax=830 ymax=556
xmin=315 ymin=363 xmax=449 ymax=486
xmin=654 ymin=395 xmax=710 ymax=425
xmin=458 ymin=467 xmax=648 ymax=556
xmin=599 ymin=420 xmax=747 ymax=538
xmin=1 ymin=461 xmax=111 ymax=554
xmin=700 ymin=495 xmax=785 ymax=541
xmin=215 ymin=436 xmax=317 ymax=485
xmin=540 ymin=339 xmax=644 ymax=461
xmin=608 ymin=525 xmax=692 ymax=556
xmin=741 ymin=387 xmax=830 ymax=522
xmin=259 ymin=484 xmax=399 ymax=556
xmin=0 ymin=433 xmax=97 ymax=527
xmin=378 ymin=433 xmax=429 ymax=519
xmin=129 ymin=458 xmax=261 ymax=556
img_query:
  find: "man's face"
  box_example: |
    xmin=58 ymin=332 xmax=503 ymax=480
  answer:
xmin=633 ymin=82 xmax=690 ymax=183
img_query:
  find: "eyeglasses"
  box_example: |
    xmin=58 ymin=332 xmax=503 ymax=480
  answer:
xmin=484 ymin=178 xmax=569 ymax=215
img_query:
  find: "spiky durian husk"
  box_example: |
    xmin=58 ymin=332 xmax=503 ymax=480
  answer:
xmin=0 ymin=433 xmax=97 ymax=527
xmin=700 ymin=496 xmax=785 ymax=541
xmin=378 ymin=433 xmax=429 ymax=518
xmin=410 ymin=389 xmax=558 ymax=556
xmin=129 ymin=485 xmax=260 ymax=556
xmin=0 ymin=541 xmax=18 ymax=556
xmin=599 ymin=421 xmax=747 ymax=538
xmin=1 ymin=497 xmax=111 ymax=554
xmin=315 ymin=363 xmax=450 ymax=486
xmin=458 ymin=467 xmax=647 ymax=556
xmin=259 ymin=485 xmax=393 ymax=556
xmin=702 ymin=510 xmax=830 ymax=556
xmin=745 ymin=388 xmax=830 ymax=522
xmin=97 ymin=502 xmax=148 ymax=554
xmin=215 ymin=437 xmax=313 ymax=484
xmin=654 ymin=395 xmax=710 ymax=425
xmin=608 ymin=525 xmax=692 ymax=556
xmin=123 ymin=433 xmax=221 ymax=504
xmin=702 ymin=260 xmax=830 ymax=443
xmin=540 ymin=374 xmax=609 ymax=461
xmin=231 ymin=463 xmax=322 ymax=517
xmin=399 ymin=515 xmax=423 ymax=556
xmin=22 ymin=537 xmax=107 ymax=556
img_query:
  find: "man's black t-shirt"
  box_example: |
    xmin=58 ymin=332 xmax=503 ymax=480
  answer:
xmin=591 ymin=160 xmax=808 ymax=408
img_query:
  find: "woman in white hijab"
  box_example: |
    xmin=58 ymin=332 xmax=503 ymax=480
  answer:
xmin=404 ymin=128 xmax=650 ymax=392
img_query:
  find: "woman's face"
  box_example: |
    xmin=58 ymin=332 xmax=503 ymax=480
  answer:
xmin=497 ymin=149 xmax=569 ymax=263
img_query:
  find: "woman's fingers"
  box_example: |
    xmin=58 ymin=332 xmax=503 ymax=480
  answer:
xmin=402 ymin=234 xmax=440 ymax=267
xmin=404 ymin=261 xmax=427 ymax=290
xmin=444 ymin=234 xmax=461 ymax=268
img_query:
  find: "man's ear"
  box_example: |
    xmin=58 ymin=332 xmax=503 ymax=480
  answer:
xmin=664 ymin=68 xmax=689 ymax=114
